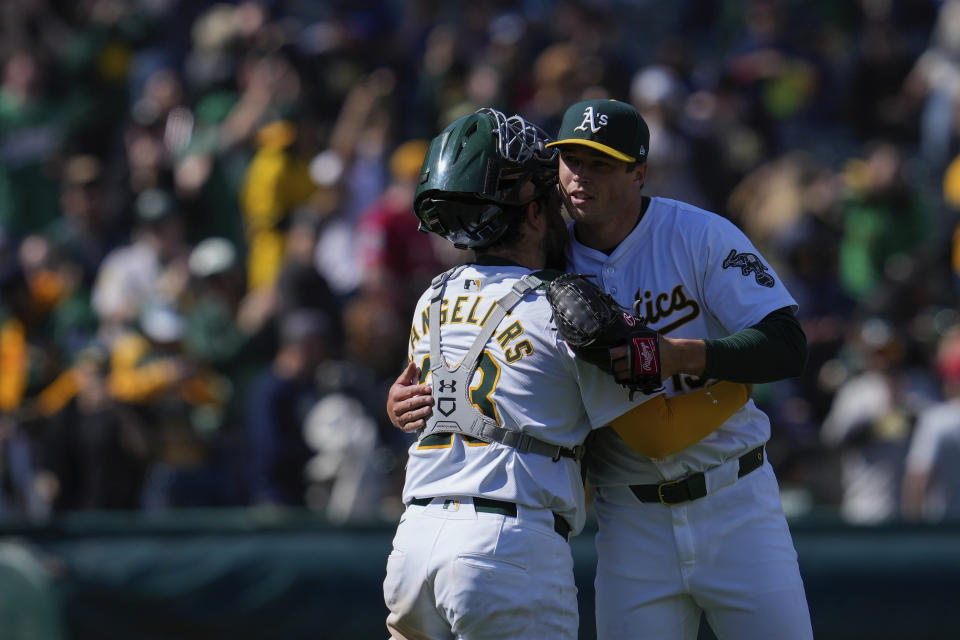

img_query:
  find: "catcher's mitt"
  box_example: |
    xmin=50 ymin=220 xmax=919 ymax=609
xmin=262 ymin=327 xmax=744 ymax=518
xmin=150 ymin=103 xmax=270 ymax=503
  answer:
xmin=547 ymin=273 xmax=664 ymax=397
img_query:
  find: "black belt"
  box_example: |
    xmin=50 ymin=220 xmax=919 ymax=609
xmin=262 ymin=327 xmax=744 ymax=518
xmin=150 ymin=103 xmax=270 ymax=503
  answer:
xmin=629 ymin=446 xmax=765 ymax=506
xmin=410 ymin=496 xmax=571 ymax=540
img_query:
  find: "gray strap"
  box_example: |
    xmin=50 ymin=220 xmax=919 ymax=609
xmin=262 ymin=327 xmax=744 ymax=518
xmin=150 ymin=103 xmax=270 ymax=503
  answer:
xmin=475 ymin=421 xmax=585 ymax=461
xmin=423 ymin=271 xmax=580 ymax=461
xmin=453 ymin=274 xmax=541 ymax=373
xmin=428 ymin=266 xmax=468 ymax=367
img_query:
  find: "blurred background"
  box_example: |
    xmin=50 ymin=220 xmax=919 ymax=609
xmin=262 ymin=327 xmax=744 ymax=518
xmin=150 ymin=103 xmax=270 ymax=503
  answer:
xmin=2 ymin=0 xmax=960 ymax=638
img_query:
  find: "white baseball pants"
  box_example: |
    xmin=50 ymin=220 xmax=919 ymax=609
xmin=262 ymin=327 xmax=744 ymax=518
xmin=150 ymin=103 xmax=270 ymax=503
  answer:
xmin=384 ymin=496 xmax=578 ymax=640
xmin=592 ymin=461 xmax=813 ymax=640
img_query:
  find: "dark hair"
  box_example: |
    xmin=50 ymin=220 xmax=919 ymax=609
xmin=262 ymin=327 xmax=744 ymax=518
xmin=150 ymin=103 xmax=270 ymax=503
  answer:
xmin=476 ymin=185 xmax=559 ymax=253
xmin=483 ymin=202 xmax=529 ymax=250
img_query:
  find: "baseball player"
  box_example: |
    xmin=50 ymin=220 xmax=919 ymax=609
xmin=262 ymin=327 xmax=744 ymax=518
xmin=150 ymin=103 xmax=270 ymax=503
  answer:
xmin=546 ymin=99 xmax=813 ymax=640
xmin=383 ymin=107 xmax=750 ymax=640
xmin=388 ymin=100 xmax=813 ymax=640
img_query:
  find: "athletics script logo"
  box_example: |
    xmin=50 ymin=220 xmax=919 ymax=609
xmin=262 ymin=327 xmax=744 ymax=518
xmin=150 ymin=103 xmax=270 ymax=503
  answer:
xmin=722 ymin=249 xmax=775 ymax=288
xmin=574 ymin=106 xmax=608 ymax=133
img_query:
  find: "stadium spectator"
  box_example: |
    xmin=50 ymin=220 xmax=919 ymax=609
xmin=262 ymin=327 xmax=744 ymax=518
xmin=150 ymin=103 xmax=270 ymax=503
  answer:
xmin=904 ymin=0 xmax=960 ymax=173
xmin=0 ymin=0 xmax=959 ymax=525
xmin=246 ymin=309 xmax=333 ymax=506
xmin=91 ymin=188 xmax=192 ymax=345
xmin=108 ymin=304 xmax=230 ymax=509
xmin=0 ymin=48 xmax=69 ymax=238
xmin=37 ymin=345 xmax=150 ymax=512
xmin=820 ymin=317 xmax=937 ymax=523
xmin=355 ymin=139 xmax=441 ymax=317
xmin=902 ymin=324 xmax=960 ymax=521
xmin=43 ymin=155 xmax=120 ymax=287
xmin=311 ymin=68 xmax=396 ymax=301
xmin=836 ymin=140 xmax=936 ymax=306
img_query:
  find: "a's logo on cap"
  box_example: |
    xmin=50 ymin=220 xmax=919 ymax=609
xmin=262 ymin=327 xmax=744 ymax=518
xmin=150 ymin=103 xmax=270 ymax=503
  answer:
xmin=573 ymin=106 xmax=609 ymax=134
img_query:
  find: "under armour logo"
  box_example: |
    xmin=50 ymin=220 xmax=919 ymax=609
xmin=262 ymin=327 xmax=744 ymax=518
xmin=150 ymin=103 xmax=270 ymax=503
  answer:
xmin=436 ymin=377 xmax=458 ymax=417
xmin=574 ymin=106 xmax=609 ymax=133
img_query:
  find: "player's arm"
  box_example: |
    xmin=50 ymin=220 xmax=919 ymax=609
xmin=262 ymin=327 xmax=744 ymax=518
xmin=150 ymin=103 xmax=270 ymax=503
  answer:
xmin=901 ymin=469 xmax=931 ymax=521
xmin=617 ymin=306 xmax=807 ymax=383
xmin=547 ymin=274 xmax=805 ymax=399
xmin=604 ymin=307 xmax=800 ymax=457
xmin=609 ymin=381 xmax=749 ymax=458
xmin=386 ymin=361 xmax=434 ymax=433
xmin=900 ymin=418 xmax=940 ymax=521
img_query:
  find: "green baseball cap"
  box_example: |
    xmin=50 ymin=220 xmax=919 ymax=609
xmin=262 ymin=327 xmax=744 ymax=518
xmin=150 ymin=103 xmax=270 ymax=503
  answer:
xmin=546 ymin=99 xmax=649 ymax=163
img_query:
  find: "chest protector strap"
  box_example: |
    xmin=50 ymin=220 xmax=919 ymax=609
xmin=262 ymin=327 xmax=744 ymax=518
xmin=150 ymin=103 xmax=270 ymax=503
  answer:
xmin=419 ymin=268 xmax=584 ymax=462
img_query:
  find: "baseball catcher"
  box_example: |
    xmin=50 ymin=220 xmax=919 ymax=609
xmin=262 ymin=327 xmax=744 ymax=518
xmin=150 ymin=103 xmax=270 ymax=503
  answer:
xmin=547 ymin=273 xmax=664 ymax=398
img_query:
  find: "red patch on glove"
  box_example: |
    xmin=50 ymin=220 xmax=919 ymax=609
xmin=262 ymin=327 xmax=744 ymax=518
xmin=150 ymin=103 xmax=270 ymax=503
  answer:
xmin=632 ymin=336 xmax=660 ymax=375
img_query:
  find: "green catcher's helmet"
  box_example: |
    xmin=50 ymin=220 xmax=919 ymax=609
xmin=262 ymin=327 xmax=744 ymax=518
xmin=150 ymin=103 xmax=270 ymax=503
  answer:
xmin=414 ymin=108 xmax=558 ymax=249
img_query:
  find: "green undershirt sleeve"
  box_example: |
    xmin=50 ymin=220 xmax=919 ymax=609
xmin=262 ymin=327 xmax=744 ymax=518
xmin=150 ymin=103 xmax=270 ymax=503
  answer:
xmin=701 ymin=306 xmax=807 ymax=383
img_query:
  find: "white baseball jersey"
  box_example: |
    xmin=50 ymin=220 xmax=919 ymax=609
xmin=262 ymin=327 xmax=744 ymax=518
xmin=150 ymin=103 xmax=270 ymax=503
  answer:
xmin=401 ymin=261 xmax=641 ymax=534
xmin=905 ymin=398 xmax=960 ymax=519
xmin=568 ymin=196 xmax=812 ymax=640
xmin=567 ymin=196 xmax=797 ymax=485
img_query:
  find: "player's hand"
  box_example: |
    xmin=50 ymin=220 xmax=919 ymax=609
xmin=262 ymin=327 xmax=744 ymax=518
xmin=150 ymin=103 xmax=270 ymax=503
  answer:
xmin=608 ymin=344 xmax=661 ymax=385
xmin=612 ymin=336 xmax=708 ymax=382
xmin=386 ymin=362 xmax=434 ymax=433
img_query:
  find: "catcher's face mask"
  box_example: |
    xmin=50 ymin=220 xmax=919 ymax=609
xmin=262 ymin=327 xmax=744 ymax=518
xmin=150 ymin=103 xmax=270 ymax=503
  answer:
xmin=416 ymin=197 xmax=508 ymax=250
xmin=414 ymin=108 xmax=558 ymax=249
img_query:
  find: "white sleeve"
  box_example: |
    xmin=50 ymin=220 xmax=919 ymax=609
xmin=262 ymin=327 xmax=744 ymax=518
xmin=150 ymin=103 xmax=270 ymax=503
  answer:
xmin=905 ymin=415 xmax=945 ymax=473
xmin=820 ymin=375 xmax=887 ymax=446
xmin=699 ymin=216 xmax=798 ymax=332
xmin=556 ymin=337 xmax=652 ymax=430
xmin=91 ymin=252 xmax=130 ymax=318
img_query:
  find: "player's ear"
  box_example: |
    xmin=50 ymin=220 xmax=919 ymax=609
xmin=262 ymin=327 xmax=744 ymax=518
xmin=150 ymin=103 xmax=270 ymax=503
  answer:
xmin=525 ymin=200 xmax=543 ymax=229
xmin=634 ymin=162 xmax=648 ymax=185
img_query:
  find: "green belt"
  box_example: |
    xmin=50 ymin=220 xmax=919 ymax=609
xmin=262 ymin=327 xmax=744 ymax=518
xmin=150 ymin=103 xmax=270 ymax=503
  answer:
xmin=409 ymin=496 xmax=570 ymax=540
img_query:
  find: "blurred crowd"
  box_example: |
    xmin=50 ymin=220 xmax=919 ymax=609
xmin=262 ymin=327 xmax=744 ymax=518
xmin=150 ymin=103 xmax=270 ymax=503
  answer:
xmin=3 ymin=0 xmax=960 ymax=526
